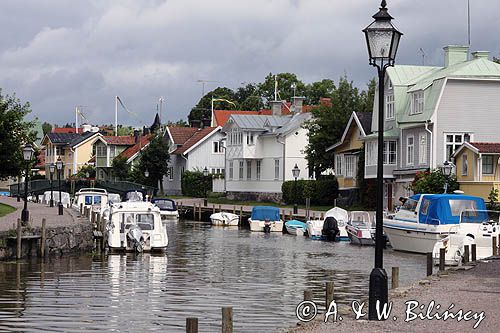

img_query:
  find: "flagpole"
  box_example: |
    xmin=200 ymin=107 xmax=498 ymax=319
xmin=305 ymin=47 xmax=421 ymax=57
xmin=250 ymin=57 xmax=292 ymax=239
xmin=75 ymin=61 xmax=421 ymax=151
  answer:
xmin=115 ymin=96 xmax=118 ymax=136
xmin=75 ymin=106 xmax=79 ymax=134
xmin=211 ymin=98 xmax=214 ymax=127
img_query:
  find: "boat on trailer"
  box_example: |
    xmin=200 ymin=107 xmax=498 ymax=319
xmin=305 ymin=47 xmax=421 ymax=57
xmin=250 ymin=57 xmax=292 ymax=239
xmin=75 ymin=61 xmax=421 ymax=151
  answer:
xmin=105 ymin=201 xmax=168 ymax=252
xmin=248 ymin=206 xmax=283 ymax=232
xmin=151 ymin=198 xmax=179 ymax=220
xmin=346 ymin=211 xmax=375 ymax=246
xmin=72 ymin=188 xmax=108 ymax=214
xmin=210 ymin=212 xmax=239 ymax=226
xmin=306 ymin=207 xmax=349 ymax=241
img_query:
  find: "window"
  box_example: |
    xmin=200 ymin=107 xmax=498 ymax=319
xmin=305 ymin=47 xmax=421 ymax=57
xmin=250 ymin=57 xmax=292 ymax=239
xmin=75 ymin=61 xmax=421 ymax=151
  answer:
xmin=406 ymin=135 xmax=414 ymax=166
xmin=421 ymin=199 xmax=431 ymax=215
xmin=385 ymin=95 xmax=394 ymax=120
xmin=384 ymin=141 xmax=397 ymax=165
xmin=419 ymin=133 xmax=427 ymax=165
xmin=444 ymin=133 xmax=471 ymax=161
xmin=345 ymin=155 xmax=356 ymax=178
xmin=482 ymin=155 xmax=494 ymax=175
xmin=462 ymin=154 xmax=468 ymax=176
xmin=246 ymin=160 xmax=252 ymax=179
xmin=256 ymin=161 xmax=261 ymax=180
xmin=246 ymin=133 xmax=254 ymax=145
xmin=410 ymin=91 xmax=424 ymax=115
xmin=229 ymin=161 xmax=233 ymax=179
xmin=366 ymin=141 xmax=376 ymax=166
xmin=110 ymin=146 xmax=116 ymax=158
xmin=239 ymin=161 xmax=244 ymax=180
xmin=96 ymin=145 xmax=106 ymax=157
xmin=274 ymin=159 xmax=280 ymax=180
xmin=449 ymin=199 xmax=478 ymax=216
xmin=56 ymin=147 xmax=64 ymax=155
xmin=168 ymin=167 xmax=174 ymax=180
xmin=335 ymin=155 xmax=343 ymax=175
xmin=213 ymin=141 xmax=223 ymax=153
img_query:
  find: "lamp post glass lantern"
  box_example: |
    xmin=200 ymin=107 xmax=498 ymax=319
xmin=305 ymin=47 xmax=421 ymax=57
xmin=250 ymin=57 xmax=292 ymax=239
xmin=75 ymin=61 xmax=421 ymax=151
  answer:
xmin=21 ymin=144 xmax=34 ymax=224
xmin=292 ymin=164 xmax=300 ymax=214
xmin=203 ymin=167 xmax=209 ymax=206
xmin=441 ymin=161 xmax=453 ymax=193
xmin=363 ymin=0 xmax=402 ymax=320
xmin=56 ymin=157 xmax=64 ymax=215
xmin=49 ymin=163 xmax=55 ymax=207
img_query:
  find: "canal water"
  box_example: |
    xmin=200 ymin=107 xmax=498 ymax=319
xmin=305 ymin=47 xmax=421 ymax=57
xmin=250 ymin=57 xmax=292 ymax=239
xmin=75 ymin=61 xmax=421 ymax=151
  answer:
xmin=0 ymin=220 xmax=427 ymax=332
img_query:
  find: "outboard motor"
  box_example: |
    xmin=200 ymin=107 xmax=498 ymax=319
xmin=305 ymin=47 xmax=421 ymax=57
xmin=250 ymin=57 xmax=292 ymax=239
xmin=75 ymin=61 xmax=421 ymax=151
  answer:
xmin=127 ymin=225 xmax=144 ymax=252
xmin=322 ymin=216 xmax=339 ymax=241
xmin=263 ymin=218 xmax=271 ymax=233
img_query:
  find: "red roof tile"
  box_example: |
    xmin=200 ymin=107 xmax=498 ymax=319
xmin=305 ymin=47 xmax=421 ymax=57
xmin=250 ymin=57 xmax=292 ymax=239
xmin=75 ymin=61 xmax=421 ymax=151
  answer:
xmin=52 ymin=127 xmax=82 ymax=134
xmin=172 ymin=127 xmax=217 ymax=155
xmin=118 ymin=135 xmax=153 ymax=160
xmin=103 ymin=136 xmax=136 ymax=145
xmin=469 ymin=142 xmax=500 ymax=154
xmin=168 ymin=127 xmax=199 ymax=144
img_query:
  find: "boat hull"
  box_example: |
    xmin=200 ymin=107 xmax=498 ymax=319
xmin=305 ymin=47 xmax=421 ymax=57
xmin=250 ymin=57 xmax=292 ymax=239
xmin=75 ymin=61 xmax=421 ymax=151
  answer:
xmin=383 ymin=222 xmax=449 ymax=253
xmin=285 ymin=226 xmax=305 ymax=236
xmin=210 ymin=213 xmax=239 ymax=226
xmin=346 ymin=226 xmax=375 ymax=246
xmin=249 ymin=219 xmax=283 ymax=232
xmin=307 ymin=220 xmax=349 ymax=241
xmin=160 ymin=211 xmax=179 ymax=220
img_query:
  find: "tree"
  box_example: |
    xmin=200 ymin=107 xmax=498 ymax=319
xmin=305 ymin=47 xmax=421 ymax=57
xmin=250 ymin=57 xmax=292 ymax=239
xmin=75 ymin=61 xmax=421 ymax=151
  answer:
xmin=75 ymin=165 xmax=96 ymax=178
xmin=410 ymin=169 xmax=459 ymax=194
xmin=0 ymin=89 xmax=36 ymax=179
xmin=358 ymin=78 xmax=376 ymax=113
xmin=304 ymin=79 xmax=336 ymax=105
xmin=258 ymin=72 xmax=306 ymax=105
xmin=42 ymin=122 xmax=52 ymax=135
xmin=136 ymin=134 xmax=170 ymax=194
xmin=235 ymin=83 xmax=264 ymax=111
xmin=111 ymin=156 xmax=131 ymax=180
xmin=188 ymin=87 xmax=236 ymax=122
xmin=493 ymin=57 xmax=500 ymax=64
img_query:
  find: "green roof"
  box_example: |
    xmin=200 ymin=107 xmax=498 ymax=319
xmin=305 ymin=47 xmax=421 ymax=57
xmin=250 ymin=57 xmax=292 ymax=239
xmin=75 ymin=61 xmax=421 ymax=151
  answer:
xmin=387 ymin=65 xmax=440 ymax=86
xmin=363 ymin=127 xmax=399 ymax=140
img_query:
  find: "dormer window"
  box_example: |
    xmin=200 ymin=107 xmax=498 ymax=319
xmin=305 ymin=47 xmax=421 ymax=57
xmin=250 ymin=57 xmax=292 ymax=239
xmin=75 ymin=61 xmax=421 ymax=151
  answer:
xmin=410 ymin=91 xmax=424 ymax=115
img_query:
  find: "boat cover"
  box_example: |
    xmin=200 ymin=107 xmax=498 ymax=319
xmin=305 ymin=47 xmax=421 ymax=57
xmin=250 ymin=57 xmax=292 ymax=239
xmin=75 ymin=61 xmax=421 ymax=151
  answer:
xmin=285 ymin=220 xmax=307 ymax=228
xmin=324 ymin=207 xmax=349 ymax=222
xmin=416 ymin=194 xmax=487 ymax=225
xmin=251 ymin=206 xmax=280 ymax=221
xmin=152 ymin=198 xmax=177 ymax=211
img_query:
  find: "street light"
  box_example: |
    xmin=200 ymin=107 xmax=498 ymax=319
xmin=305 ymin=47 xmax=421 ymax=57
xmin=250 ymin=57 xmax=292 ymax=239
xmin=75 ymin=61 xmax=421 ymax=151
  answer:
xmin=363 ymin=0 xmax=402 ymax=320
xmin=292 ymin=164 xmax=300 ymax=215
xmin=21 ymin=143 xmax=34 ymax=225
xmin=441 ymin=161 xmax=453 ymax=193
xmin=49 ymin=163 xmax=55 ymax=207
xmin=56 ymin=157 xmax=64 ymax=216
xmin=203 ymin=167 xmax=209 ymax=206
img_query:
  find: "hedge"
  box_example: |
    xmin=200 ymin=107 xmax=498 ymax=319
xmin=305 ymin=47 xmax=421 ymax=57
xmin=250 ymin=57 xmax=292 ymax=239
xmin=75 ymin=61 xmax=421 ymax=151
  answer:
xmin=181 ymin=170 xmax=212 ymax=197
xmin=282 ymin=176 xmax=339 ymax=206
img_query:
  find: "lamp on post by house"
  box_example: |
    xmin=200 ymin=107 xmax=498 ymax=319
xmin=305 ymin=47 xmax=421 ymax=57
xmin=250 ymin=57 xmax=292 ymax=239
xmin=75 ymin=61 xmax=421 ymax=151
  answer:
xmin=21 ymin=143 xmax=35 ymax=225
xmin=49 ymin=163 xmax=55 ymax=207
xmin=441 ymin=161 xmax=453 ymax=193
xmin=363 ymin=0 xmax=402 ymax=320
xmin=56 ymin=157 xmax=64 ymax=215
xmin=292 ymin=164 xmax=300 ymax=215
xmin=144 ymin=170 xmax=150 ymax=199
xmin=203 ymin=167 xmax=209 ymax=206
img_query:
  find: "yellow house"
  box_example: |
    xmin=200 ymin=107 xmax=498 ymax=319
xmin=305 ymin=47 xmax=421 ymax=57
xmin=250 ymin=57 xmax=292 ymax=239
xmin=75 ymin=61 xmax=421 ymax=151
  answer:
xmin=326 ymin=112 xmax=372 ymax=189
xmin=42 ymin=131 xmax=100 ymax=179
xmin=452 ymin=142 xmax=500 ymax=200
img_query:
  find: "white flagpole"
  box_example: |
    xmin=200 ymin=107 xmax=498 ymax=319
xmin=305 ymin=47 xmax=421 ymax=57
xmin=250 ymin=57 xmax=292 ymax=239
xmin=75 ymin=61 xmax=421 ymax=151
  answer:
xmin=75 ymin=106 xmax=79 ymax=134
xmin=115 ymin=96 xmax=118 ymax=136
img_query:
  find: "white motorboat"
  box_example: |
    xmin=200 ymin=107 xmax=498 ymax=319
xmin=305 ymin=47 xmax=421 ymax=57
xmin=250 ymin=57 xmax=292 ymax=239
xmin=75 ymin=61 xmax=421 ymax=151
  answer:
xmin=43 ymin=190 xmax=71 ymax=206
xmin=432 ymin=209 xmax=500 ymax=265
xmin=72 ymin=188 xmax=108 ymax=214
xmin=306 ymin=207 xmax=349 ymax=241
xmin=383 ymin=194 xmax=487 ymax=254
xmin=285 ymin=220 xmax=307 ymax=236
xmin=210 ymin=212 xmax=239 ymax=226
xmin=346 ymin=211 xmax=375 ymax=246
xmin=248 ymin=206 xmax=283 ymax=232
xmin=105 ymin=201 xmax=168 ymax=252
xmin=151 ymin=198 xmax=179 ymax=220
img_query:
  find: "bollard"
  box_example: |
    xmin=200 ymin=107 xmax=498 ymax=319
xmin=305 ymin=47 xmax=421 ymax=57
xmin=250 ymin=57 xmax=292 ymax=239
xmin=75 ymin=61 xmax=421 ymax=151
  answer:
xmin=219 ymin=204 xmax=222 ymax=213
xmin=325 ymin=282 xmax=334 ymax=310
xmin=463 ymin=245 xmax=470 ymax=264
xmin=213 ymin=204 xmax=216 ymax=215
xmin=16 ymin=218 xmax=22 ymax=260
xmin=80 ymin=203 xmax=83 ymax=215
xmin=439 ymin=248 xmax=445 ymax=271
xmin=493 ymin=236 xmax=498 ymax=256
xmin=198 ymin=203 xmax=202 ymax=221
xmin=222 ymin=307 xmax=233 ymax=333
xmin=239 ymin=206 xmax=243 ymax=223
xmin=186 ymin=318 xmax=198 ymax=333
xmin=320 ymin=213 xmax=324 ymax=220
xmin=391 ymin=267 xmax=399 ymax=289
xmin=303 ymin=289 xmax=313 ymax=301
xmin=426 ymin=252 xmax=433 ymax=276
xmin=233 ymin=205 xmax=236 ymax=214
xmin=193 ymin=203 xmax=196 ymax=220
xmin=41 ymin=218 xmax=46 ymax=258
xmin=471 ymin=244 xmax=477 ymax=262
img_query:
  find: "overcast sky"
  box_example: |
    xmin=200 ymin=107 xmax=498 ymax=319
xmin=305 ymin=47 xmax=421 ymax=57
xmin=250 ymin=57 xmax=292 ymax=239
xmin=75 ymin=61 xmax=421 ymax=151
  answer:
xmin=1 ymin=0 xmax=499 ymax=128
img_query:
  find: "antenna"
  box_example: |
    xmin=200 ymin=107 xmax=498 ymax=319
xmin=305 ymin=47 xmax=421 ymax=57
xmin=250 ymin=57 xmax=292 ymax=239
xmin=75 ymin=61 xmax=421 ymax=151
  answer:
xmin=419 ymin=48 xmax=425 ymax=65
xmin=196 ymin=80 xmax=219 ymax=97
xmin=467 ymin=0 xmax=471 ymax=47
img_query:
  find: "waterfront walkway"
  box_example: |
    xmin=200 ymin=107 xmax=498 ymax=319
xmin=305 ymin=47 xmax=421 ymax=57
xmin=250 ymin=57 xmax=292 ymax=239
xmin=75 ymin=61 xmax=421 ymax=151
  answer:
xmin=286 ymin=258 xmax=500 ymax=333
xmin=0 ymin=196 xmax=78 ymax=231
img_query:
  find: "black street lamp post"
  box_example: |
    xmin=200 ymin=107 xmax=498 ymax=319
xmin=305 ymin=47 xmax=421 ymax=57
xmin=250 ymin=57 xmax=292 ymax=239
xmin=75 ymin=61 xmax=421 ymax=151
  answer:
xmin=292 ymin=164 xmax=300 ymax=215
xmin=144 ymin=170 xmax=149 ymax=200
xmin=49 ymin=163 xmax=55 ymax=207
xmin=363 ymin=0 xmax=402 ymax=320
xmin=21 ymin=144 xmax=35 ymax=225
xmin=56 ymin=157 xmax=64 ymax=216
xmin=203 ymin=167 xmax=209 ymax=206
xmin=441 ymin=161 xmax=453 ymax=193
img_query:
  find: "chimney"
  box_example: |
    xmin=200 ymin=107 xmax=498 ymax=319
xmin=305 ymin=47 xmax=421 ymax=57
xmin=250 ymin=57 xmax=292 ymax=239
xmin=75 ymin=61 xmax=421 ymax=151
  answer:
xmin=444 ymin=45 xmax=469 ymax=67
xmin=134 ymin=129 xmax=140 ymax=143
xmin=319 ymin=97 xmax=332 ymax=108
xmin=471 ymin=51 xmax=490 ymax=60
xmin=292 ymin=96 xmax=305 ymax=114
xmin=270 ymin=101 xmax=282 ymax=116
xmin=82 ymin=123 xmax=92 ymax=133
xmin=190 ymin=119 xmax=201 ymax=128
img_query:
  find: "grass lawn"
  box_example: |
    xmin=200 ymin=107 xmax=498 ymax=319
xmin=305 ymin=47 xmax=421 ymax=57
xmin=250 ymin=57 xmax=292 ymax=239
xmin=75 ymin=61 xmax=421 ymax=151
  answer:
xmin=0 ymin=203 xmax=16 ymax=217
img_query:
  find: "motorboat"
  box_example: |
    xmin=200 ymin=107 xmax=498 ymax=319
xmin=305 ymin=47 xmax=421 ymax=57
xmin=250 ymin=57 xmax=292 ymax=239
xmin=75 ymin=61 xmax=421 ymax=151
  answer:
xmin=346 ymin=211 xmax=375 ymax=246
xmin=306 ymin=207 xmax=349 ymax=241
xmin=248 ymin=206 xmax=283 ymax=232
xmin=383 ymin=194 xmax=487 ymax=254
xmin=151 ymin=198 xmax=179 ymax=220
xmin=108 ymin=193 xmax=122 ymax=204
xmin=124 ymin=190 xmax=145 ymax=202
xmin=72 ymin=188 xmax=108 ymax=214
xmin=105 ymin=201 xmax=168 ymax=252
xmin=432 ymin=209 xmax=500 ymax=265
xmin=210 ymin=212 xmax=239 ymax=226
xmin=285 ymin=220 xmax=307 ymax=236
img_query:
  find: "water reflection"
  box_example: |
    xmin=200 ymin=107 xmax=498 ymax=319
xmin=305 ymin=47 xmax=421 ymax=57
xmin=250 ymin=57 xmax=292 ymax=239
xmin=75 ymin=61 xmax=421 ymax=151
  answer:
xmin=0 ymin=221 xmax=427 ymax=332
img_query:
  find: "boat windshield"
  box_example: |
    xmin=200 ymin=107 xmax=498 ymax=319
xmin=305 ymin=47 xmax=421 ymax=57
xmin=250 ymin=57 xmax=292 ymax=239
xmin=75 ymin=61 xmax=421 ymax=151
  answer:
xmin=126 ymin=192 xmax=143 ymax=202
xmin=461 ymin=210 xmax=500 ymax=224
xmin=136 ymin=213 xmax=154 ymax=230
xmin=401 ymin=199 xmax=418 ymax=212
xmin=154 ymin=200 xmax=175 ymax=210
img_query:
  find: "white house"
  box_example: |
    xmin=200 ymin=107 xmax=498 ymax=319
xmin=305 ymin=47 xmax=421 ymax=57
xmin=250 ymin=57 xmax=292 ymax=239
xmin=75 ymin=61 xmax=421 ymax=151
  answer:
xmin=162 ymin=126 xmax=225 ymax=195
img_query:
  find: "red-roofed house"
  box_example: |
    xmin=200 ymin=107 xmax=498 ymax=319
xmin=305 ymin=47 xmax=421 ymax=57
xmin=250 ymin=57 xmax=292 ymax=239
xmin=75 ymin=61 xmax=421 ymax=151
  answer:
xmin=163 ymin=126 xmax=224 ymax=195
xmin=453 ymin=142 xmax=500 ymax=200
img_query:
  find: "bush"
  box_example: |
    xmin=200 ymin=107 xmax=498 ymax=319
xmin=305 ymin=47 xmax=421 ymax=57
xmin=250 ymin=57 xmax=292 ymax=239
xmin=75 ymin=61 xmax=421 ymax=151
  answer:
xmin=410 ymin=169 xmax=459 ymax=194
xmin=282 ymin=176 xmax=339 ymax=206
xmin=181 ymin=170 xmax=212 ymax=197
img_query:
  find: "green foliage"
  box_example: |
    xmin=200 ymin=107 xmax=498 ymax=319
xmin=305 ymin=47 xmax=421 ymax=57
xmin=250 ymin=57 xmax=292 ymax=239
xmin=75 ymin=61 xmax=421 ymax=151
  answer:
xmin=487 ymin=187 xmax=499 ymax=210
xmin=304 ymin=79 xmax=336 ymax=105
xmin=0 ymin=89 xmax=36 ymax=179
xmin=235 ymin=84 xmax=264 ymax=111
xmin=0 ymin=203 xmax=16 ymax=217
xmin=189 ymin=87 xmax=237 ymax=122
xmin=493 ymin=57 xmax=500 ymax=64
xmin=112 ymin=155 xmax=131 ymax=180
xmin=167 ymin=119 xmax=189 ymax=127
xmin=258 ymin=72 xmax=306 ymax=105
xmin=75 ymin=165 xmax=96 ymax=178
xmin=42 ymin=122 xmax=52 ymax=135
xmin=410 ymin=169 xmax=459 ymax=194
xmin=282 ymin=176 xmax=339 ymax=206
xmin=136 ymin=134 xmax=170 ymax=193
xmin=117 ymin=125 xmax=134 ymax=136
xmin=181 ymin=170 xmax=212 ymax=197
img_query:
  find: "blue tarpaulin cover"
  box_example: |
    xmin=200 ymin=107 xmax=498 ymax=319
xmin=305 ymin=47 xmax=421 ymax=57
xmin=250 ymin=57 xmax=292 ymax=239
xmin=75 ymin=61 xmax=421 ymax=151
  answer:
xmin=415 ymin=194 xmax=487 ymax=225
xmin=251 ymin=206 xmax=280 ymax=221
xmin=285 ymin=220 xmax=307 ymax=228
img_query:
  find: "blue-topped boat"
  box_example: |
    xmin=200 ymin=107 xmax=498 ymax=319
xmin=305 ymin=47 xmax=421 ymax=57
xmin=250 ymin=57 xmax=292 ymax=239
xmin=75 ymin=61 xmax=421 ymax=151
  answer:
xmin=383 ymin=193 xmax=487 ymax=253
xmin=248 ymin=206 xmax=283 ymax=232
xmin=285 ymin=220 xmax=307 ymax=236
xmin=151 ymin=198 xmax=179 ymax=220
